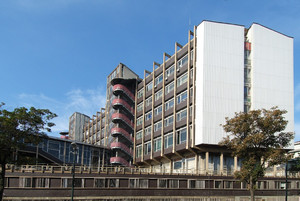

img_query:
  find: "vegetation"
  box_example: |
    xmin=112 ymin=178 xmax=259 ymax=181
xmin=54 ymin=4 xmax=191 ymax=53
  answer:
xmin=220 ymin=107 xmax=294 ymax=201
xmin=0 ymin=103 xmax=56 ymax=200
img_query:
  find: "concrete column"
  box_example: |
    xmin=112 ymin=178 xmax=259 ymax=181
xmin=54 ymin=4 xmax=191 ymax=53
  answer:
xmin=199 ymin=154 xmax=205 ymax=173
xmin=205 ymin=152 xmax=209 ymax=172
xmin=220 ymin=153 xmax=224 ymax=175
xmin=234 ymin=156 xmax=238 ymax=171
xmin=195 ymin=155 xmax=199 ymax=174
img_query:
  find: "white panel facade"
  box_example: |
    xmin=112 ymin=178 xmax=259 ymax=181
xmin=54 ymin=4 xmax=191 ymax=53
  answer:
xmin=195 ymin=21 xmax=244 ymax=145
xmin=247 ymin=24 xmax=294 ymax=148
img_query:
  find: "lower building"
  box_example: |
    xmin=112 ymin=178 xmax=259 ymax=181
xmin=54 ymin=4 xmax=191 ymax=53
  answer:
xmin=3 ymin=164 xmax=300 ymax=200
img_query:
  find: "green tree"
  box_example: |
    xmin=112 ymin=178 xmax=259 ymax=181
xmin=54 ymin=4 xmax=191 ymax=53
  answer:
xmin=0 ymin=103 xmax=57 ymax=200
xmin=220 ymin=107 xmax=293 ymax=201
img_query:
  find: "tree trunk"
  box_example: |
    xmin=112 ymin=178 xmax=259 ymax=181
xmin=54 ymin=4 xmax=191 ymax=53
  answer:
xmin=0 ymin=161 xmax=6 ymax=201
xmin=249 ymin=176 xmax=255 ymax=201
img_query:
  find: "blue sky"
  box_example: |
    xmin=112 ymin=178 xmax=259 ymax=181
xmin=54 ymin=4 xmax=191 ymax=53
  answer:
xmin=1 ymin=0 xmax=300 ymax=140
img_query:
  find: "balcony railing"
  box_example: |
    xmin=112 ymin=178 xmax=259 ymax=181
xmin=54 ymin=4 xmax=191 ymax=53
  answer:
xmin=111 ymin=127 xmax=133 ymax=142
xmin=4 ymin=164 xmax=300 ymax=178
xmin=110 ymin=157 xmax=130 ymax=167
xmin=113 ymin=84 xmax=135 ymax=101
xmin=111 ymin=113 xmax=134 ymax=129
xmin=110 ymin=142 xmax=133 ymax=156
xmin=112 ymin=98 xmax=134 ymax=114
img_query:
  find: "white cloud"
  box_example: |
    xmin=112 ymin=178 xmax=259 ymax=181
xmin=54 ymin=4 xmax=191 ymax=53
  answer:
xmin=17 ymin=87 xmax=107 ymax=137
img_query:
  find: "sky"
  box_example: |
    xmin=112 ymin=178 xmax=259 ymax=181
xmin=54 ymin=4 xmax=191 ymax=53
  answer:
xmin=1 ymin=0 xmax=300 ymax=140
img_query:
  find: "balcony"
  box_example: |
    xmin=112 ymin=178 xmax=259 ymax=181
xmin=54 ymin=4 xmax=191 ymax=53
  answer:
xmin=112 ymin=98 xmax=134 ymax=115
xmin=110 ymin=142 xmax=133 ymax=156
xmin=111 ymin=113 xmax=134 ymax=129
xmin=110 ymin=156 xmax=130 ymax=167
xmin=113 ymin=84 xmax=135 ymax=101
xmin=111 ymin=127 xmax=133 ymax=142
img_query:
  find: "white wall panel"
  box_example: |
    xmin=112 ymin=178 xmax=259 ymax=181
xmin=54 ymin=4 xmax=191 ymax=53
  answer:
xmin=247 ymin=24 xmax=294 ymax=148
xmin=195 ymin=21 xmax=244 ymax=145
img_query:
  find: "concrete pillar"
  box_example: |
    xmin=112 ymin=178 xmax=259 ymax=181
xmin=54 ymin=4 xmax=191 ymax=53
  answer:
xmin=220 ymin=153 xmax=224 ymax=175
xmin=205 ymin=152 xmax=209 ymax=172
xmin=199 ymin=154 xmax=205 ymax=173
xmin=195 ymin=155 xmax=198 ymax=174
xmin=234 ymin=156 xmax=238 ymax=171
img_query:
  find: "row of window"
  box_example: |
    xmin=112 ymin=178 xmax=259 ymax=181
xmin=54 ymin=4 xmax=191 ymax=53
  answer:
xmin=137 ymin=86 xmax=193 ymax=115
xmin=137 ymin=69 xmax=193 ymax=99
xmin=136 ymin=105 xmax=192 ymax=129
xmin=16 ymin=177 xmax=299 ymax=190
xmin=135 ymin=126 xmax=190 ymax=157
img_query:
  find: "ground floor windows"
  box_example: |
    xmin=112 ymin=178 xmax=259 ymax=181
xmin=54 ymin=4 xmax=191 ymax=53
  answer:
xmin=129 ymin=178 xmax=148 ymax=188
xmin=19 ymin=177 xmax=49 ymax=188
xmin=188 ymin=180 xmax=205 ymax=189
xmin=62 ymin=178 xmax=83 ymax=188
xmin=94 ymin=178 xmax=119 ymax=188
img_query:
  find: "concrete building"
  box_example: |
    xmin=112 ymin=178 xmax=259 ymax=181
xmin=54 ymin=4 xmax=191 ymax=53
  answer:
xmin=69 ymin=112 xmax=91 ymax=142
xmin=72 ymin=21 xmax=294 ymax=172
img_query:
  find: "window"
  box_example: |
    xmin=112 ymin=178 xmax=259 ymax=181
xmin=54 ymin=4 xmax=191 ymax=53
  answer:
xmin=144 ymin=142 xmax=151 ymax=155
xmin=176 ymin=108 xmax=187 ymax=122
xmin=154 ymin=137 xmax=161 ymax=152
xmin=154 ymin=121 xmax=162 ymax=132
xmin=137 ymin=89 xmax=144 ymax=99
xmin=215 ymin=181 xmax=223 ymax=189
xmin=224 ymin=181 xmax=233 ymax=189
xmin=62 ymin=178 xmax=83 ymax=188
xmin=169 ymin=179 xmax=179 ymax=188
xmin=137 ymin=102 xmax=143 ymax=113
xmin=164 ymin=115 xmax=173 ymax=127
xmin=165 ymin=81 xmax=174 ymax=95
xmin=177 ymin=54 xmax=188 ymax=69
xmin=165 ymin=65 xmax=175 ymax=78
xmin=158 ymin=179 xmax=168 ymax=188
xmin=136 ymin=130 xmax=143 ymax=140
xmin=176 ymin=127 xmax=186 ymax=144
xmin=154 ymin=105 xmax=162 ymax=116
xmin=189 ymin=180 xmax=205 ymax=189
xmin=136 ymin=145 xmax=142 ymax=158
xmin=95 ymin=179 xmax=105 ymax=188
xmin=145 ymin=126 xmax=152 ymax=136
xmin=20 ymin=178 xmax=32 ymax=188
xmin=136 ymin=116 xmax=143 ymax=126
xmin=177 ymin=72 xmax=188 ymax=87
xmin=155 ymin=74 xmax=163 ymax=86
xmin=165 ymin=98 xmax=174 ymax=111
xmin=174 ymin=160 xmax=183 ymax=169
xmin=108 ymin=179 xmax=119 ymax=188
xmin=146 ymin=81 xmax=153 ymax=92
xmin=145 ymin=111 xmax=152 ymax=121
xmin=155 ymin=89 xmax=163 ymax=101
xmin=129 ymin=179 xmax=148 ymax=188
xmin=32 ymin=178 xmax=49 ymax=188
xmin=145 ymin=96 xmax=152 ymax=107
xmin=164 ymin=132 xmax=173 ymax=149
xmin=177 ymin=90 xmax=188 ymax=104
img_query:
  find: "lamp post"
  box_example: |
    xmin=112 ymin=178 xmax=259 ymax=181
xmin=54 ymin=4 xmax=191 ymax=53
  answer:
xmin=71 ymin=142 xmax=77 ymax=201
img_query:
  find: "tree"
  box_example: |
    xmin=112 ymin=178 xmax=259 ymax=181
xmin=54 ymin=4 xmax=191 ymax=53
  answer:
xmin=220 ymin=107 xmax=294 ymax=201
xmin=0 ymin=103 xmax=57 ymax=200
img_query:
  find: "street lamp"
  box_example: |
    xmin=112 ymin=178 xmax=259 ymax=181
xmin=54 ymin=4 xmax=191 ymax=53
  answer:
xmin=71 ymin=142 xmax=77 ymax=201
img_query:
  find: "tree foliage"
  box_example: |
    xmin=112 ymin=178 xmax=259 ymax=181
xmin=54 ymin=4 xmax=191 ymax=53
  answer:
xmin=220 ymin=107 xmax=293 ymax=201
xmin=0 ymin=103 xmax=57 ymax=200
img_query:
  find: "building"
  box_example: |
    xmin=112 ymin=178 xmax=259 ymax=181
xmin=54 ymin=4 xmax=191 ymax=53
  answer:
xmin=71 ymin=21 xmax=294 ymax=172
xmin=3 ymin=164 xmax=300 ymax=200
xmin=69 ymin=112 xmax=91 ymax=142
xmin=18 ymin=135 xmax=111 ymax=167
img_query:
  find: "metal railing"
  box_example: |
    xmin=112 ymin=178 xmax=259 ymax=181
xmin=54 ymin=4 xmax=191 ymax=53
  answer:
xmin=4 ymin=164 xmax=300 ymax=178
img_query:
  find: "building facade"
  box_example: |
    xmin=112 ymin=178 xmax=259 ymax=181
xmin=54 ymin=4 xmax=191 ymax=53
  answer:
xmin=69 ymin=112 xmax=91 ymax=142
xmin=70 ymin=21 xmax=294 ymax=171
